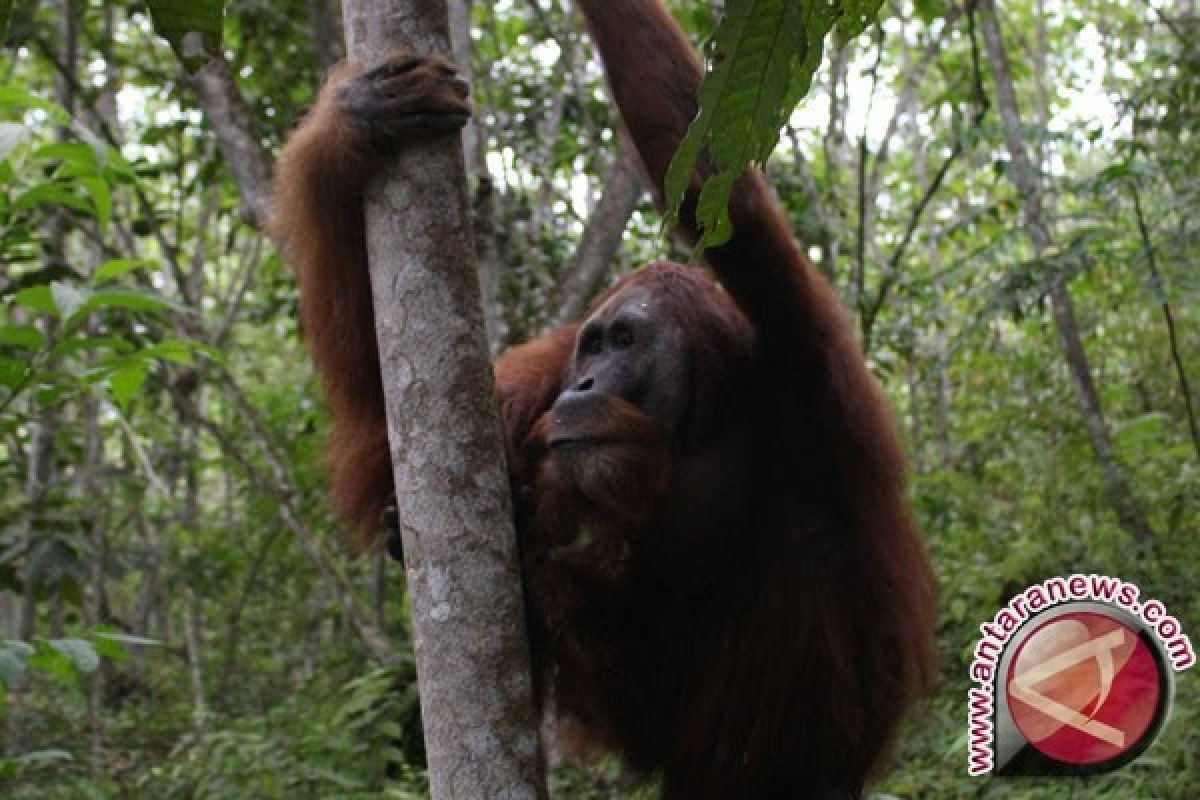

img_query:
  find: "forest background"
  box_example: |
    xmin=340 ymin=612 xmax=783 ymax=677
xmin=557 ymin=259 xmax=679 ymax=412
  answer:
xmin=0 ymin=0 xmax=1196 ymax=797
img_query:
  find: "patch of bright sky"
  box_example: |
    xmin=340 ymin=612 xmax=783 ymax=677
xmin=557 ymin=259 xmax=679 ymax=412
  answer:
xmin=505 ymin=4 xmax=1136 ymax=224
xmin=787 ymin=6 xmax=1129 ymax=154
xmin=102 ymin=0 xmax=1142 ymax=217
xmin=486 ymin=33 xmax=598 ymax=223
xmin=1059 ymin=22 xmax=1127 ymax=137
xmin=112 ymin=12 xmax=206 ymax=163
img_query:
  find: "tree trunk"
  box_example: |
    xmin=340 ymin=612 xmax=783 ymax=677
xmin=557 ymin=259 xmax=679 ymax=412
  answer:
xmin=307 ymin=0 xmax=346 ymax=74
xmin=912 ymin=118 xmax=954 ymax=468
xmin=182 ymin=587 xmax=208 ymax=733
xmin=341 ymin=2 xmax=547 ymax=797
xmin=907 ymin=355 xmax=925 ymax=474
xmin=373 ymin=546 xmax=388 ymax=630
xmin=448 ymin=0 xmax=480 ymax=166
xmin=447 ymin=0 xmax=506 ymax=353
xmin=6 ymin=0 xmax=74 ymax=756
xmin=821 ymin=39 xmax=849 ymax=285
xmin=1130 ymin=185 xmax=1200 ymax=460
xmin=188 ymin=56 xmax=273 ymax=228
xmin=978 ymin=0 xmax=1156 ymax=548
xmin=546 ymin=131 xmax=644 ymax=329
xmin=83 ymin=35 xmax=114 ymax=756
xmin=5 ymin=406 xmax=54 ymax=757
xmin=131 ymin=510 xmax=160 ymax=683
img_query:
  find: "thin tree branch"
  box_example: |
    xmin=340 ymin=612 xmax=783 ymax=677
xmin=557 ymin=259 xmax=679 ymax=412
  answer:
xmin=1130 ymin=184 xmax=1200 ymax=458
xmin=862 ymin=6 xmax=964 ymax=232
xmin=194 ymin=410 xmax=393 ymax=662
xmin=547 ymin=130 xmax=645 ymax=328
xmin=188 ymin=55 xmax=274 ymax=229
xmin=861 ymin=3 xmax=987 ymax=350
xmin=211 ymin=234 xmax=263 ymax=347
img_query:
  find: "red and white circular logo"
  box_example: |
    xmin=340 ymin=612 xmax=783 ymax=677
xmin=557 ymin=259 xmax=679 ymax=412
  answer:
xmin=1005 ymin=610 xmax=1165 ymax=767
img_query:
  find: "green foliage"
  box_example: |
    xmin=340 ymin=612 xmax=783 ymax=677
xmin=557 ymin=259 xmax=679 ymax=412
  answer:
xmin=0 ymin=636 xmax=103 ymax=699
xmin=912 ymin=0 xmax=948 ymax=25
xmin=132 ymin=666 xmax=427 ymax=799
xmin=665 ymin=0 xmax=878 ymax=249
xmin=836 ymin=0 xmax=885 ymax=42
xmin=0 ymin=86 xmax=213 ymax=429
xmin=145 ymin=0 xmax=226 ymax=71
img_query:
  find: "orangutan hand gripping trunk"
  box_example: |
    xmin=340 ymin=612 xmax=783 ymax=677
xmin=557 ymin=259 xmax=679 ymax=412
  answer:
xmin=272 ymin=2 xmax=937 ymax=797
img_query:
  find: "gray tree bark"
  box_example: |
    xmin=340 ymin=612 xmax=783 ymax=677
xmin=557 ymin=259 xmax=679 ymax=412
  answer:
xmin=1130 ymin=185 xmax=1200 ymax=459
xmin=821 ymin=38 xmax=850 ymax=283
xmin=448 ymin=0 xmax=482 ymax=174
xmin=447 ymin=0 xmax=506 ymax=353
xmin=307 ymin=0 xmax=347 ymax=74
xmin=189 ymin=56 xmax=273 ymax=228
xmin=978 ymin=0 xmax=1157 ymax=548
xmin=80 ymin=392 xmax=106 ymax=777
xmin=912 ymin=124 xmax=954 ymax=469
xmin=182 ymin=587 xmax=208 ymax=733
xmin=341 ymin=1 xmax=547 ymax=797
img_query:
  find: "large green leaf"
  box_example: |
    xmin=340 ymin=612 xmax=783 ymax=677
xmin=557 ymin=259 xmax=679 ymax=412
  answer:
xmin=78 ymin=288 xmax=181 ymax=317
xmin=91 ymin=258 xmax=157 ymax=284
xmin=0 ymin=324 xmax=43 ymax=349
xmin=0 ymin=87 xmax=71 ymax=123
xmin=12 ymin=285 xmax=56 ymax=314
xmin=108 ymin=363 xmax=148 ymax=411
xmin=0 ymin=356 xmax=23 ymax=388
xmin=836 ymin=0 xmax=885 ymax=41
xmin=145 ymin=0 xmax=226 ymax=71
xmin=665 ymin=0 xmax=875 ymax=250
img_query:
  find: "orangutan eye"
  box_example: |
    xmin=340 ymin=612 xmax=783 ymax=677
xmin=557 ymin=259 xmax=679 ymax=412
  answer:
xmin=610 ymin=323 xmax=634 ymax=350
xmin=581 ymin=330 xmax=603 ymax=356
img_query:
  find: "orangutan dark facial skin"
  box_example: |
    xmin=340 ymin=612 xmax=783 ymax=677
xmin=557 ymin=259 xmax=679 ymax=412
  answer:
xmin=551 ymin=286 xmax=689 ymax=449
xmin=273 ymin=0 xmax=938 ymax=795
